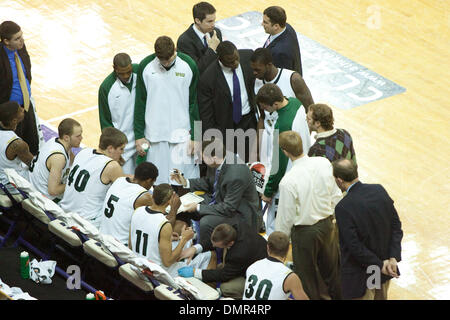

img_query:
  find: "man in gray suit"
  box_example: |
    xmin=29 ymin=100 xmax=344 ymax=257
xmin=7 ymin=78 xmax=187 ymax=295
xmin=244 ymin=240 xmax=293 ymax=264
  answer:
xmin=171 ymin=138 xmax=261 ymax=247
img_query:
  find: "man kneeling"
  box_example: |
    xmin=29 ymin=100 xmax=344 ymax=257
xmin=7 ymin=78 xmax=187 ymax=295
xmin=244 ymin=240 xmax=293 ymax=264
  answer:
xmin=129 ymin=184 xmax=216 ymax=278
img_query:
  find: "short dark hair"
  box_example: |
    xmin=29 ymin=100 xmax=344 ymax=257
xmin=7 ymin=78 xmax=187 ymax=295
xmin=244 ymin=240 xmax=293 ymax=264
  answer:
xmin=193 ymin=2 xmax=216 ymax=22
xmin=267 ymin=231 xmax=290 ymax=258
xmin=256 ymin=83 xmax=284 ymax=106
xmin=99 ymin=127 xmax=128 ymax=150
xmin=211 ymin=223 xmax=237 ymax=246
xmin=263 ymin=6 xmax=287 ymax=28
xmin=0 ymin=21 xmax=21 ymax=42
xmin=152 ymin=183 xmax=173 ymax=206
xmin=250 ymin=47 xmax=273 ymax=65
xmin=309 ymin=104 xmax=334 ymax=131
xmin=113 ymin=53 xmax=132 ymax=68
xmin=216 ymin=40 xmax=237 ymax=60
xmin=134 ymin=162 xmax=158 ymax=182
xmin=0 ymin=101 xmax=20 ymax=126
xmin=58 ymin=118 xmax=81 ymax=139
xmin=279 ymin=131 xmax=303 ymax=157
xmin=154 ymin=36 xmax=175 ymax=60
xmin=332 ymin=159 xmax=358 ymax=182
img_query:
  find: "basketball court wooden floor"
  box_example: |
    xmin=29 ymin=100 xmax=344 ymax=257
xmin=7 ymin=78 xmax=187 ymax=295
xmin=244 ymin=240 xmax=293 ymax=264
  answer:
xmin=0 ymin=0 xmax=449 ymax=300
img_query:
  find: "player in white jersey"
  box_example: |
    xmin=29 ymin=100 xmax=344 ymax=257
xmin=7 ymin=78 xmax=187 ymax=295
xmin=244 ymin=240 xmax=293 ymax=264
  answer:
xmin=0 ymin=102 xmax=34 ymax=189
xmin=250 ymin=49 xmax=314 ymax=233
xmin=99 ymin=162 xmax=157 ymax=245
xmin=59 ymin=127 xmax=127 ymax=228
xmin=29 ymin=118 xmax=82 ymax=201
xmin=243 ymin=231 xmax=309 ymax=300
xmin=251 ymin=48 xmax=314 ymax=114
xmin=130 ymin=184 xmax=216 ymax=278
xmin=134 ymin=36 xmax=201 ymax=185
xmin=98 ymin=53 xmax=138 ymax=175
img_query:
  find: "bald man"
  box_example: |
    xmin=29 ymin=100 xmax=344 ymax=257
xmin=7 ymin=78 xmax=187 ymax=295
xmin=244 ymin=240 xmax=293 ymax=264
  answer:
xmin=98 ymin=53 xmax=138 ymax=174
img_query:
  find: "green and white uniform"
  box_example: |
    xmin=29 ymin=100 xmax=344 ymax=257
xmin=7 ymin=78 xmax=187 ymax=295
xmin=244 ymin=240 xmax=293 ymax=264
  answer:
xmin=59 ymin=148 xmax=113 ymax=228
xmin=134 ymin=53 xmax=200 ymax=184
xmin=98 ymin=64 xmax=138 ymax=175
xmin=130 ymin=206 xmax=211 ymax=278
xmin=99 ymin=176 xmax=147 ymax=245
xmin=254 ymin=67 xmax=297 ymax=122
xmin=263 ymin=98 xmax=311 ymax=236
xmin=243 ymin=257 xmax=294 ymax=300
xmin=0 ymin=128 xmax=29 ymax=186
xmin=29 ymin=137 xmax=70 ymax=200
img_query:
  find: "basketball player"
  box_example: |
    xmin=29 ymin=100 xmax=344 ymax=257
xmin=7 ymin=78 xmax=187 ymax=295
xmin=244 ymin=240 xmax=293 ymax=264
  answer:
xmin=256 ymin=84 xmax=311 ymax=236
xmin=251 ymin=47 xmax=313 ymax=113
xmin=99 ymin=161 xmax=158 ymax=245
xmin=29 ymin=118 xmax=83 ymax=201
xmin=98 ymin=53 xmax=138 ymax=175
xmin=129 ymin=184 xmax=216 ymax=278
xmin=134 ymin=36 xmax=200 ymax=185
xmin=243 ymin=231 xmax=309 ymax=300
xmin=59 ymin=127 xmax=127 ymax=228
xmin=0 ymin=101 xmax=34 ymax=188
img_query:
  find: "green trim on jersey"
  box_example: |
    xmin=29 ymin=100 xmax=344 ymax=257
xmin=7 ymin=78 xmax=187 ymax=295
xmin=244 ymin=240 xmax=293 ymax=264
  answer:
xmin=98 ymin=63 xmax=139 ymax=130
xmin=177 ymin=52 xmax=200 ymax=141
xmin=264 ymin=97 xmax=301 ymax=198
xmin=134 ymin=55 xmax=157 ymax=140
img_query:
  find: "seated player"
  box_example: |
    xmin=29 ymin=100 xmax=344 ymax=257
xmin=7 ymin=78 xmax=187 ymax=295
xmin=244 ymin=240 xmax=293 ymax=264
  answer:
xmin=29 ymin=118 xmax=83 ymax=202
xmin=99 ymin=161 xmax=158 ymax=245
xmin=243 ymin=231 xmax=309 ymax=300
xmin=59 ymin=127 xmax=127 ymax=228
xmin=129 ymin=183 xmax=216 ymax=278
xmin=0 ymin=101 xmax=34 ymax=190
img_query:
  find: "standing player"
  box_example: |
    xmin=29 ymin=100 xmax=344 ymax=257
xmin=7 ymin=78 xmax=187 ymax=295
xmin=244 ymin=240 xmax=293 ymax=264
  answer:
xmin=134 ymin=36 xmax=200 ymax=185
xmin=243 ymin=231 xmax=309 ymax=300
xmin=98 ymin=53 xmax=138 ymax=174
xmin=255 ymin=84 xmax=311 ymax=236
xmin=59 ymin=127 xmax=127 ymax=228
xmin=29 ymin=118 xmax=82 ymax=201
xmin=99 ymin=162 xmax=158 ymax=246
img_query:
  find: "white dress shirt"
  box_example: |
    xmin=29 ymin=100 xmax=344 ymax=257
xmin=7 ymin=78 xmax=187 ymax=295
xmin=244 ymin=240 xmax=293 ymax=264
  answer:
xmin=264 ymin=27 xmax=286 ymax=47
xmin=219 ymin=61 xmax=251 ymax=116
xmin=192 ymin=24 xmax=209 ymax=44
xmin=276 ymin=155 xmax=343 ymax=237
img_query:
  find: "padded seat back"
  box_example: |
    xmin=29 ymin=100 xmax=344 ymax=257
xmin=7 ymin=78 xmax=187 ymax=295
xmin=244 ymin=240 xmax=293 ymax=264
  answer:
xmin=118 ymin=263 xmax=154 ymax=292
xmin=21 ymin=199 xmax=52 ymax=225
xmin=83 ymin=239 xmax=119 ymax=268
xmin=48 ymin=220 xmax=83 ymax=247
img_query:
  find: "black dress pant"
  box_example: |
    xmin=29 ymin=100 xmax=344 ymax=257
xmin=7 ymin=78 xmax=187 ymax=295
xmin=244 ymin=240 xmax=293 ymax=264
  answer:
xmin=14 ymin=103 xmax=39 ymax=155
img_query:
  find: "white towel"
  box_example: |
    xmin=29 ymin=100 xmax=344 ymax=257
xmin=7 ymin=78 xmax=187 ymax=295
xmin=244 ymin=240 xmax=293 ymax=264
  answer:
xmin=29 ymin=259 xmax=57 ymax=284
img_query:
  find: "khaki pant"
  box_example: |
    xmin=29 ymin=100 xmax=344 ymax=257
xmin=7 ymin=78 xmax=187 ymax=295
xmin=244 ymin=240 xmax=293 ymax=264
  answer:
xmin=220 ymin=277 xmax=246 ymax=300
xmin=291 ymin=215 xmax=342 ymax=300
xmin=353 ymin=281 xmax=390 ymax=300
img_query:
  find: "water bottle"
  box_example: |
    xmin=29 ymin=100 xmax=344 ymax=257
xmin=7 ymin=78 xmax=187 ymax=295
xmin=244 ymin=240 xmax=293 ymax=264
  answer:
xmin=20 ymin=251 xmax=30 ymax=279
xmin=85 ymin=293 xmax=95 ymax=300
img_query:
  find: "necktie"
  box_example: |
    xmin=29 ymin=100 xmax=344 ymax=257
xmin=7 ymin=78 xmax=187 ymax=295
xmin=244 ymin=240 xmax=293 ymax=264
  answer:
xmin=232 ymin=69 xmax=242 ymax=124
xmin=14 ymin=52 xmax=30 ymax=112
xmin=203 ymin=35 xmax=208 ymax=48
xmin=209 ymin=168 xmax=221 ymax=204
xmin=264 ymin=36 xmax=271 ymax=48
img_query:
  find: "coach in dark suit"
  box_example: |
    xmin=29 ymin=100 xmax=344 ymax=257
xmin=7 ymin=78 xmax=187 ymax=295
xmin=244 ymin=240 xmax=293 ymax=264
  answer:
xmin=177 ymin=2 xmax=222 ymax=74
xmin=0 ymin=21 xmax=39 ymax=155
xmin=171 ymin=139 xmax=261 ymax=243
xmin=262 ymin=6 xmax=302 ymax=76
xmin=198 ymin=41 xmax=257 ymax=163
xmin=332 ymin=159 xmax=403 ymax=300
xmin=178 ymin=217 xmax=268 ymax=299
